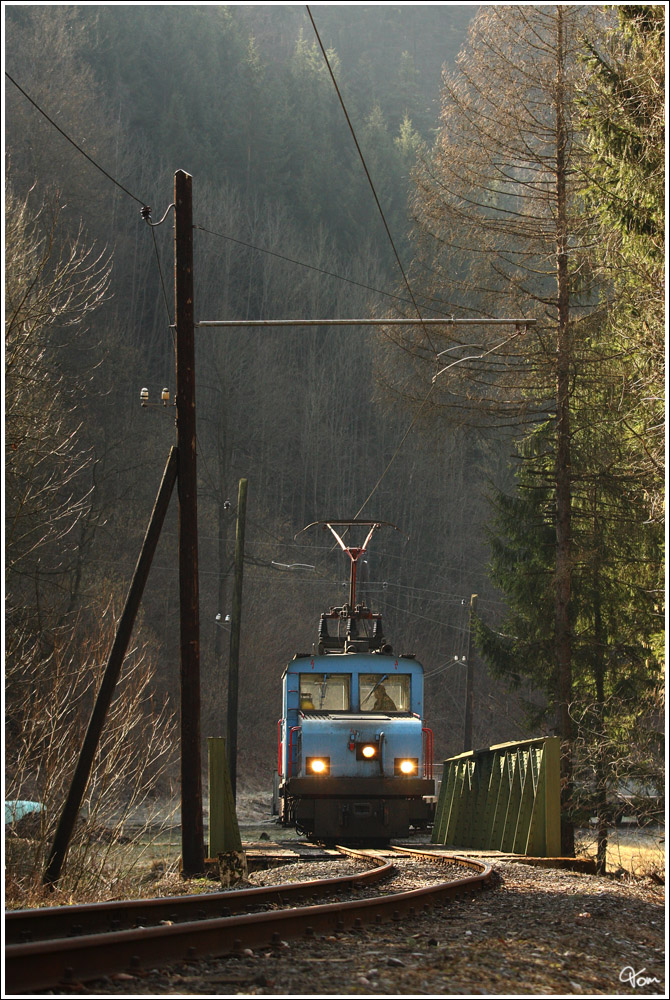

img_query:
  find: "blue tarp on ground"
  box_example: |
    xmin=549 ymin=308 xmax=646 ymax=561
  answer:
xmin=5 ymin=800 xmax=44 ymax=824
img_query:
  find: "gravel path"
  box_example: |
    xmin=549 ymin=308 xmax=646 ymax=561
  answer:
xmin=46 ymin=855 xmax=664 ymax=997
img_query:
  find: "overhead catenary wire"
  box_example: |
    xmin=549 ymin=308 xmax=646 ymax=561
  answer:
xmin=431 ymin=328 xmax=527 ymax=383
xmin=5 ymin=72 xmax=148 ymax=209
xmin=194 ymin=224 xmax=521 ymax=322
xmin=7 ymin=60 xmax=510 ymax=632
xmin=144 ymin=206 xmax=177 ymax=353
xmin=8 ymin=55 xmax=488 ymax=661
xmin=303 ymin=10 xmax=539 ymax=524
xmin=9 ymin=74 xmax=219 ymax=595
xmin=4 ymin=69 xmax=522 ymax=335
xmin=381 ymin=600 xmax=471 ymax=635
xmin=7 ymin=70 xmax=185 ymax=405
xmin=194 ymin=224 xmax=431 ymax=312
xmin=148 ymin=223 xmax=175 ymax=335
xmin=305 ymin=6 xmax=438 ymax=360
xmin=352 ymin=326 xmax=529 ymax=518
xmin=7 ymin=67 xmax=419 ymax=329
xmin=353 ymin=383 xmax=436 ymax=519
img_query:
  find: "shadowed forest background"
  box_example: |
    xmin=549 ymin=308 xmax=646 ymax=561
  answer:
xmin=5 ymin=3 xmax=663 ymax=856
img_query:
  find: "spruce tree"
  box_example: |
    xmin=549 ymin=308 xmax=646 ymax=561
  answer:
xmin=580 ymin=4 xmax=665 ymax=521
xmin=406 ymin=4 xmax=598 ymax=852
xmin=477 ymin=343 xmax=664 ymax=868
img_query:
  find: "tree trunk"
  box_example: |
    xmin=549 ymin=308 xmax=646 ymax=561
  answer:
xmin=554 ymin=5 xmax=574 ymax=857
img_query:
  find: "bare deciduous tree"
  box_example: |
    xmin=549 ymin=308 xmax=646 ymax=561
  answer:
xmin=5 ymin=181 xmax=111 ymax=641
xmin=5 ymin=604 xmax=178 ymax=898
xmin=401 ymin=4 xmax=602 ymax=852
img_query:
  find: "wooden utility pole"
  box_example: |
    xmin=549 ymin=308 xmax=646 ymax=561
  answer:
xmin=227 ymin=478 xmax=248 ymax=801
xmin=463 ymin=593 xmax=477 ymax=752
xmin=175 ymin=169 xmax=205 ymax=875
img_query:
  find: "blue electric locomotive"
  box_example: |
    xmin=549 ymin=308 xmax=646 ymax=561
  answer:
xmin=274 ymin=521 xmax=435 ymax=841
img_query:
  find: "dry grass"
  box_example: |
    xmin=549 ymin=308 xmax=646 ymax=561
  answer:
xmin=4 ymin=809 xmax=184 ymax=910
xmin=4 ymin=830 xmax=217 ymax=910
xmin=606 ymin=838 xmax=665 ymax=880
xmin=576 ymin=824 xmax=665 ymax=880
xmin=4 ymin=811 xmax=272 ymax=910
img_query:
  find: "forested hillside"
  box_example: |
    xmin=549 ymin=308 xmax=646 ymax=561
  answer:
xmin=6 ymin=4 xmax=501 ymax=787
xmin=5 ymin=4 xmax=664 ymax=856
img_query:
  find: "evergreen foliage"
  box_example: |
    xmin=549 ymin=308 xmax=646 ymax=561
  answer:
xmin=477 ymin=407 xmax=663 ymax=722
xmin=400 ymin=4 xmax=664 ymax=849
xmin=582 ymin=5 xmax=664 ymax=260
xmin=476 ymin=389 xmax=664 ymax=845
xmin=579 ymin=4 xmax=665 ymax=523
xmin=473 ymin=2 xmax=666 ymax=837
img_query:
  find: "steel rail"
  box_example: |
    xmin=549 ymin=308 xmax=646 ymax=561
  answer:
xmin=390 ymin=844 xmax=486 ymax=870
xmin=5 ymin=852 xmax=491 ymax=993
xmin=6 ymin=854 xmax=392 ymax=944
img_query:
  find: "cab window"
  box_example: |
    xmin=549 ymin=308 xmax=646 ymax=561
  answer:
xmin=359 ymin=674 xmax=410 ymax=713
xmin=299 ymin=673 xmax=350 ymax=711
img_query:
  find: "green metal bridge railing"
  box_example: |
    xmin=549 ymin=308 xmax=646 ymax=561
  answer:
xmin=431 ymin=736 xmax=561 ymax=857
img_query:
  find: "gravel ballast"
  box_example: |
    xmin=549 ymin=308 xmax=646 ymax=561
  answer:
xmin=54 ymin=854 xmax=664 ymax=997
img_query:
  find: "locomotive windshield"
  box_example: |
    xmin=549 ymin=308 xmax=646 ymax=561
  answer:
xmin=299 ymin=673 xmax=350 ymax=711
xmin=359 ymin=674 xmax=410 ymax=713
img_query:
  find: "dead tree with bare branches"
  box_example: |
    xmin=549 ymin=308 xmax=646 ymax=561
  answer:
xmin=400 ymin=5 xmax=605 ymax=852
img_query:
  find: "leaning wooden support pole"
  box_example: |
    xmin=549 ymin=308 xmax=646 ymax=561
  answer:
xmin=43 ymin=448 xmax=179 ymax=886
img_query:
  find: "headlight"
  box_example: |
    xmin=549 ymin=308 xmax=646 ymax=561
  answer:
xmin=394 ymin=757 xmax=418 ymax=776
xmin=356 ymin=743 xmax=379 ymax=760
xmin=306 ymin=757 xmax=330 ymax=775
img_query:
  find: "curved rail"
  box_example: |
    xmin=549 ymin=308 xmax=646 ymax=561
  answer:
xmin=390 ymin=844 xmax=493 ymax=885
xmin=391 ymin=843 xmax=489 ymax=871
xmin=5 ymin=849 xmax=490 ymax=993
xmin=6 ymin=851 xmax=392 ymax=945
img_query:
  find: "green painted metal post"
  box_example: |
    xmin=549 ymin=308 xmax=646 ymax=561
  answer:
xmin=208 ymin=737 xmax=242 ymax=856
xmin=513 ymin=750 xmax=536 ymax=854
xmin=432 ymin=763 xmax=453 ymax=844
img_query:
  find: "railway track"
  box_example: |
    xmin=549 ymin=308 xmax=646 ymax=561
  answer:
xmin=5 ymin=846 xmax=492 ymax=994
